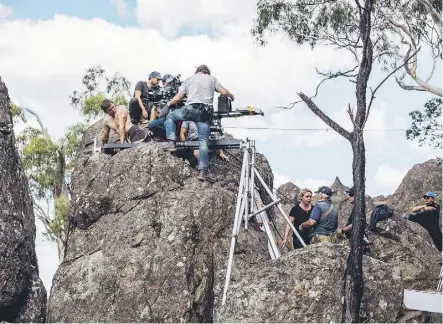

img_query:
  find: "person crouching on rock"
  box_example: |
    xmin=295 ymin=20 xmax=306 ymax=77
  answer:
xmin=298 ymin=186 xmax=339 ymax=244
xmin=279 ymin=189 xmax=313 ymax=250
xmin=162 ymin=64 xmax=234 ymax=183
xmin=100 ymin=99 xmax=149 ymax=145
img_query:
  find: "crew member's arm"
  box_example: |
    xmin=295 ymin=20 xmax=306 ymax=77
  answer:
xmin=102 ymin=119 xmax=111 ymax=146
xmin=179 ymin=125 xmax=187 ymax=142
xmin=279 ymin=216 xmax=296 ymax=248
xmin=134 ymin=81 xmax=148 ymax=118
xmin=214 ymin=78 xmax=234 ymax=100
xmin=411 ymin=205 xmax=427 ymax=212
xmin=299 ymin=205 xmax=320 ymax=231
xmin=118 ymin=110 xmax=128 ymax=143
xmin=168 ymin=83 xmax=186 ymax=107
xmin=219 ymin=149 xmax=228 ymax=161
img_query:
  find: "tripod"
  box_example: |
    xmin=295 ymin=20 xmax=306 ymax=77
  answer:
xmin=221 ymin=139 xmax=307 ymax=305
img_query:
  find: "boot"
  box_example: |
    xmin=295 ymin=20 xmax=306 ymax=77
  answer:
xmin=162 ymin=140 xmax=176 ymax=152
xmin=197 ymin=169 xmax=217 ymax=183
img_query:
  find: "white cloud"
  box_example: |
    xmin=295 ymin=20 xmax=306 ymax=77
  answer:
xmin=273 ymin=171 xmax=291 ymax=189
xmin=294 ymin=178 xmax=332 ymax=192
xmin=110 ymin=0 xmax=128 ymax=17
xmin=373 ymin=164 xmax=409 ymax=191
xmin=0 ymin=2 xmax=12 ymax=19
xmin=135 ymin=0 xmax=256 ymax=38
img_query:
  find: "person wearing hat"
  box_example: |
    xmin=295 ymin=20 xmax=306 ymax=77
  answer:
xmin=162 ymin=64 xmax=234 ymax=183
xmin=405 ymin=191 xmax=442 ymax=251
xmin=129 ymin=71 xmax=162 ymax=124
xmin=337 ymin=186 xmax=355 ymax=237
xmin=411 ymin=191 xmax=441 ymax=224
xmin=298 ymin=186 xmax=339 ymax=244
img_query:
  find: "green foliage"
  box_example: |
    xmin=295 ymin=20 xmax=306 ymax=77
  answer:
xmin=59 ymin=122 xmax=88 ymax=169
xmin=45 ymin=195 xmax=70 ymax=243
xmin=406 ymin=97 xmax=442 ymax=150
xmin=251 ymin=0 xmax=441 ymax=69
xmin=70 ymin=65 xmax=131 ymax=121
xmin=10 ymin=102 xmax=26 ymax=123
xmin=17 ymin=127 xmax=59 ymax=199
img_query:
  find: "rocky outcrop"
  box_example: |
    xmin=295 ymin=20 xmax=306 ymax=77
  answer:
xmin=387 ymin=159 xmax=442 ymax=213
xmin=47 ymin=115 xmax=442 ymax=323
xmin=215 ymin=244 xmax=404 ymax=323
xmin=0 ymin=78 xmax=47 ymax=322
xmin=47 ymin=123 xmax=275 ymax=322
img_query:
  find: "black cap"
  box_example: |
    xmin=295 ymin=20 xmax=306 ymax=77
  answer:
xmin=315 ymin=186 xmax=332 ymax=196
xmin=345 ymin=187 xmax=355 ymax=197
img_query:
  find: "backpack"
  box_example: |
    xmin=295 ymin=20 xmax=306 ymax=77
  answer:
xmin=368 ymin=204 xmax=394 ymax=231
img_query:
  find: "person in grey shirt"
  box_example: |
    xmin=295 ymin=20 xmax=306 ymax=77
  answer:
xmin=298 ymin=186 xmax=339 ymax=244
xmin=163 ymin=64 xmax=234 ymax=183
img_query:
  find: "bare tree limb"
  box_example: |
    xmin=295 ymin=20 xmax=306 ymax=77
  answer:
xmin=389 ymin=18 xmax=443 ymax=96
xmin=297 ymin=92 xmax=353 ymax=141
xmin=418 ymin=0 xmax=442 ymax=38
xmin=278 ymin=66 xmax=359 ymax=109
xmin=22 ymin=107 xmax=48 ymax=134
xmin=365 ymin=48 xmax=421 ymax=127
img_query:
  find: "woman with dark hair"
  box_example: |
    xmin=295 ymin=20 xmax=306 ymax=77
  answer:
xmin=280 ymin=189 xmax=313 ymax=250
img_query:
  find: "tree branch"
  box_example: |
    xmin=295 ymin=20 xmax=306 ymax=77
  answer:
xmin=418 ymin=0 xmax=442 ymax=38
xmin=297 ymin=92 xmax=353 ymax=141
xmin=389 ymin=18 xmax=443 ymax=97
xmin=365 ymin=48 xmax=421 ymax=127
xmin=278 ymin=66 xmax=359 ymax=109
xmin=22 ymin=107 xmax=48 ymax=134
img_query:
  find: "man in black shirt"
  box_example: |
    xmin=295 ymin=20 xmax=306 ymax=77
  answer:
xmin=129 ymin=71 xmax=162 ymax=124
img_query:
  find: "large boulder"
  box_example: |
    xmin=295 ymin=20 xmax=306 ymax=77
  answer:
xmin=0 ymin=78 xmax=47 ymax=322
xmin=387 ymin=159 xmax=442 ymax=213
xmin=214 ymin=244 xmax=404 ymax=323
xmin=47 ymin=123 xmax=275 ymax=322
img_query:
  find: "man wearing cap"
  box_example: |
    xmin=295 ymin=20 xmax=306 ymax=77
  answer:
xmin=411 ymin=191 xmax=441 ymax=223
xmin=405 ymin=191 xmax=442 ymax=251
xmin=337 ymin=187 xmax=356 ymax=236
xmin=162 ymin=64 xmax=234 ymax=183
xmin=299 ymin=186 xmax=339 ymax=244
xmin=129 ymin=71 xmax=162 ymax=124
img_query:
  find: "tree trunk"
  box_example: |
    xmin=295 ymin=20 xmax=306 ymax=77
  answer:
xmin=344 ymin=131 xmax=366 ymax=322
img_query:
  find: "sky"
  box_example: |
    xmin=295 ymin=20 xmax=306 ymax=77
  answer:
xmin=0 ymin=0 xmax=441 ymax=294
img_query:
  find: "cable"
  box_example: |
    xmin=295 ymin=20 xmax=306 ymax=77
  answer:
xmin=223 ymin=126 xmax=443 ymax=132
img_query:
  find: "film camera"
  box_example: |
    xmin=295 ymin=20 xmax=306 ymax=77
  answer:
xmin=141 ymin=74 xmax=185 ymax=108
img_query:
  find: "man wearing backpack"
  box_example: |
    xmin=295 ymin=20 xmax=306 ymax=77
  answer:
xmin=298 ymin=186 xmax=339 ymax=244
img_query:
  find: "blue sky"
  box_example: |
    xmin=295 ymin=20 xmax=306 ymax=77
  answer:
xmin=3 ymin=0 xmax=137 ymax=25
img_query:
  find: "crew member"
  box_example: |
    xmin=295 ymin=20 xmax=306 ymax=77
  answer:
xmin=411 ymin=191 xmax=441 ymax=224
xmin=279 ymin=189 xmax=313 ymax=250
xmin=163 ymin=64 xmax=234 ymax=183
xmin=299 ymin=186 xmax=339 ymax=244
xmin=147 ymin=74 xmax=176 ymax=139
xmin=128 ymin=71 xmax=162 ymax=124
xmin=101 ymin=99 xmax=148 ymax=144
xmin=337 ymin=187 xmax=355 ymax=236
xmin=179 ymin=120 xmax=228 ymax=170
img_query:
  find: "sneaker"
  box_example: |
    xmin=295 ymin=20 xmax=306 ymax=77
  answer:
xmin=197 ymin=169 xmax=217 ymax=183
xmin=162 ymin=140 xmax=176 ymax=152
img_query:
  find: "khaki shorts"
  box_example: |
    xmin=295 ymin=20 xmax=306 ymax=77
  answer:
xmin=310 ymin=233 xmax=339 ymax=244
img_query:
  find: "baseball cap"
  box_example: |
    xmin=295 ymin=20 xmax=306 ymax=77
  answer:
xmin=424 ymin=192 xmax=436 ymax=198
xmin=345 ymin=187 xmax=355 ymax=197
xmin=315 ymin=186 xmax=332 ymax=197
xmin=149 ymin=71 xmax=162 ymax=79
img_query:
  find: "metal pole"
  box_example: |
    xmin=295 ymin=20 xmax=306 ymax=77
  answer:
xmin=222 ymin=148 xmax=248 ymax=306
xmin=249 ymin=140 xmax=256 ymax=221
xmin=254 ymin=168 xmax=307 ymax=248
xmin=244 ymin=140 xmax=250 ymax=230
xmin=254 ymin=188 xmax=281 ymax=259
